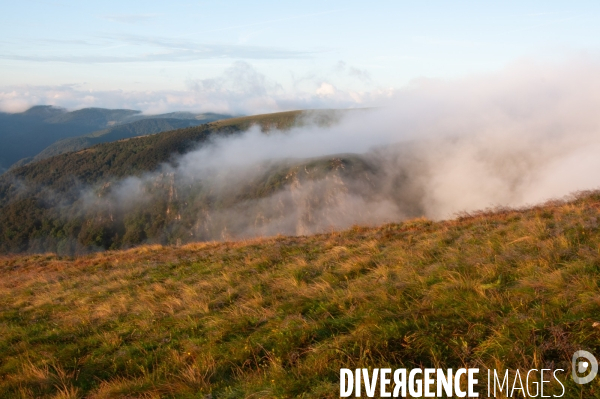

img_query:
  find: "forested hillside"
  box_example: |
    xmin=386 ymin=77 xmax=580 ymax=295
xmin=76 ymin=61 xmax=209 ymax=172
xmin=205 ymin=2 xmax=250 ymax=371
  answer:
xmin=0 ymin=110 xmax=346 ymax=254
xmin=23 ymin=116 xmax=232 ymax=164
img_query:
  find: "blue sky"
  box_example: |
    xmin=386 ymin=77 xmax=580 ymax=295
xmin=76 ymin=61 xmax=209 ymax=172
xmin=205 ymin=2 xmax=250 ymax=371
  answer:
xmin=1 ymin=1 xmax=599 ymax=113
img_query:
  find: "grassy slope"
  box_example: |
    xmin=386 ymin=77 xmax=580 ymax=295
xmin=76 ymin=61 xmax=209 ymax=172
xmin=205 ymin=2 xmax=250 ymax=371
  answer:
xmin=1 ymin=193 xmax=600 ymax=398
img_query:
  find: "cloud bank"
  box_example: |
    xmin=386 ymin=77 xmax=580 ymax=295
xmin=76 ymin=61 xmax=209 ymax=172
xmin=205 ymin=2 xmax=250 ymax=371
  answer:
xmin=74 ymin=56 xmax=600 ymax=244
xmin=0 ymin=62 xmax=391 ymax=114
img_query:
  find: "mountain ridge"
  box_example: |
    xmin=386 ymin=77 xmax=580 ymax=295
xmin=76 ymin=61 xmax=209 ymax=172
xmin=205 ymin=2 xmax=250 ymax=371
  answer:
xmin=0 ymin=106 xmax=235 ymax=171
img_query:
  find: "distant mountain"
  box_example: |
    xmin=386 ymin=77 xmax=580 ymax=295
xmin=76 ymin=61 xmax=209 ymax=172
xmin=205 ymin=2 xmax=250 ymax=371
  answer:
xmin=20 ymin=104 xmax=65 ymax=119
xmin=0 ymin=106 xmax=139 ymax=171
xmin=0 ymin=106 xmax=233 ymax=172
xmin=42 ymin=107 xmax=142 ymax=126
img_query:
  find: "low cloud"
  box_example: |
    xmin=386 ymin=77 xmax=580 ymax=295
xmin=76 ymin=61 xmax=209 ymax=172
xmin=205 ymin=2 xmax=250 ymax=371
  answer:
xmin=0 ymin=62 xmax=391 ymax=114
xmin=119 ymin=56 xmax=600 ymax=226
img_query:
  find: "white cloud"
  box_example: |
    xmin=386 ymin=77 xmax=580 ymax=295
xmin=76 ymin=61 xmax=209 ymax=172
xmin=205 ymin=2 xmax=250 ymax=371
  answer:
xmin=316 ymin=82 xmax=336 ymax=97
xmin=0 ymin=62 xmax=391 ymax=114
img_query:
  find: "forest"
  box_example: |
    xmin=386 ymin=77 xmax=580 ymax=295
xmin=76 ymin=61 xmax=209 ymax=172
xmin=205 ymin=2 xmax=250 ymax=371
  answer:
xmin=0 ymin=110 xmax=348 ymax=254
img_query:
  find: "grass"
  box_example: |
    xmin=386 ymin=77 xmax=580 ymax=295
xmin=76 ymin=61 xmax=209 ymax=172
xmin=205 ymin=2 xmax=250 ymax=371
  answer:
xmin=206 ymin=109 xmax=345 ymax=133
xmin=1 ymin=192 xmax=600 ymax=397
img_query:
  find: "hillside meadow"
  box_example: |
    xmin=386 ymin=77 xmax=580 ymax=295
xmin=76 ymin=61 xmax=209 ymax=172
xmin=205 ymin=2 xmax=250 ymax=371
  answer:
xmin=1 ymin=192 xmax=600 ymax=397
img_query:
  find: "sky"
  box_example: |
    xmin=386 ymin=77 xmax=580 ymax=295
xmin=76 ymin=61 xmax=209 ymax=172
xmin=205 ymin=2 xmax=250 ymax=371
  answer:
xmin=1 ymin=0 xmax=600 ymax=114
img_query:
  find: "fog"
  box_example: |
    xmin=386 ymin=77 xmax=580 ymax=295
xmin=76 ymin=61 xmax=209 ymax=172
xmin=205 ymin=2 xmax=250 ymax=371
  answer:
xmin=45 ymin=58 xmax=600 ymax=243
xmin=74 ymin=60 xmax=600 ymax=240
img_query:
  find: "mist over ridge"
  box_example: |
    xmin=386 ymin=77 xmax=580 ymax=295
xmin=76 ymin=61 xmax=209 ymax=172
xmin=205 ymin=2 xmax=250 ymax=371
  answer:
xmin=110 ymin=56 xmax=600 ymax=223
xmin=2 ymin=57 xmax=600 ymax=253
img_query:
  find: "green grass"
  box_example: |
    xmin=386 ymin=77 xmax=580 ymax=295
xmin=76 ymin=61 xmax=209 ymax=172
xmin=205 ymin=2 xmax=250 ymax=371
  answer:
xmin=1 ymin=192 xmax=600 ymax=397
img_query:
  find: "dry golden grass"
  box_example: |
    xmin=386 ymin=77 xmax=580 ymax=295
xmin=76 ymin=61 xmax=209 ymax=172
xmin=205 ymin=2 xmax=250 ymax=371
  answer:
xmin=1 ymin=192 xmax=600 ymax=397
